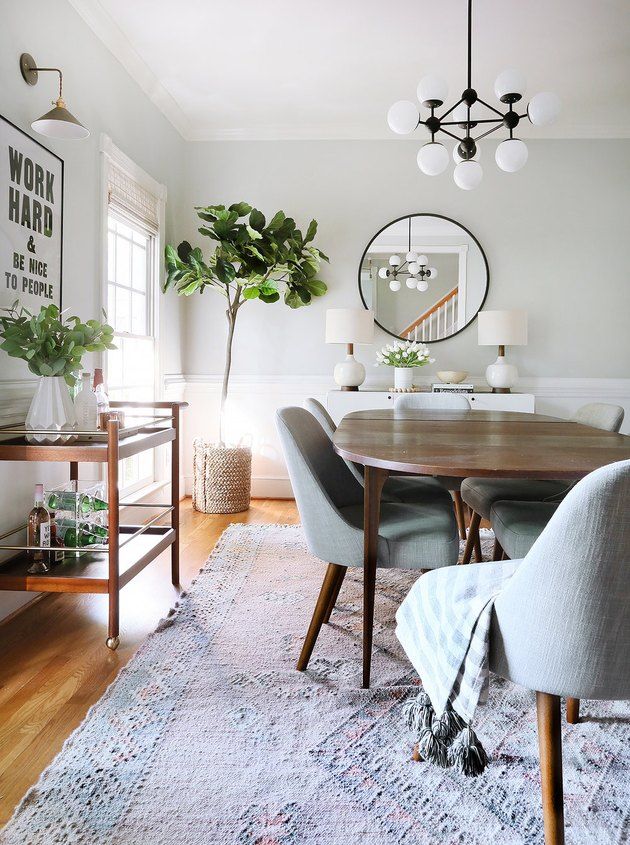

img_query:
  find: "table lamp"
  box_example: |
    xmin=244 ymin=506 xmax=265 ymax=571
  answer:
xmin=478 ymin=309 xmax=527 ymax=393
xmin=325 ymin=308 xmax=374 ymax=391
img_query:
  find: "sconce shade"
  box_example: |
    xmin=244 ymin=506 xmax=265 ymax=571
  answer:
xmin=31 ymin=99 xmax=90 ymax=140
xmin=478 ymin=310 xmax=528 ymax=346
xmin=325 ymin=308 xmax=374 ymax=345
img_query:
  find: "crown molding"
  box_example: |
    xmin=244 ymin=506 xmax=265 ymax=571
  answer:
xmin=66 ymin=0 xmax=193 ymax=140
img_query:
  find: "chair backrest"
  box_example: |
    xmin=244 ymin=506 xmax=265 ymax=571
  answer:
xmin=394 ymin=392 xmax=470 ymax=410
xmin=491 ymin=459 xmax=630 ymax=700
xmin=303 ymin=398 xmax=365 ymax=484
xmin=572 ymin=402 xmax=624 ymax=433
xmin=276 ymin=407 xmax=364 ymax=561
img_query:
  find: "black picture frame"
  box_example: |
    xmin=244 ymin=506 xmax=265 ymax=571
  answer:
xmin=357 ymin=212 xmax=489 ymax=342
xmin=0 ymin=114 xmax=64 ymax=311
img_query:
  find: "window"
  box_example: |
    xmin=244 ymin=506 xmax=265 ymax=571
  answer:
xmin=101 ymin=140 xmax=165 ymax=497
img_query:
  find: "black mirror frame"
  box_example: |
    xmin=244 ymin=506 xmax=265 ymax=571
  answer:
xmin=357 ymin=212 xmax=490 ymax=343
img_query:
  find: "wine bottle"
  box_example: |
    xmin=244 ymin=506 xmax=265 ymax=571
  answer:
xmin=56 ymin=524 xmax=107 ymax=548
xmin=46 ymin=491 xmax=108 ymax=515
xmin=55 ymin=517 xmax=109 ymax=539
xmin=27 ymin=484 xmax=51 ymax=573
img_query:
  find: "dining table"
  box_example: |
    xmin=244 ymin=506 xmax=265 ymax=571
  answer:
xmin=332 ymin=408 xmax=630 ymax=688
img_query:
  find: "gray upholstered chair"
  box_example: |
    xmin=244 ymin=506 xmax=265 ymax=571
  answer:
xmin=393 ymin=392 xmax=472 ymax=544
xmin=461 ymin=402 xmax=625 ymax=563
xmin=486 ymin=459 xmax=630 ymax=844
xmin=303 ymin=397 xmax=450 ymax=508
xmin=491 ymin=500 xmax=559 ymax=560
xmin=393 ymin=392 xmax=470 ymax=410
xmin=276 ymin=406 xmax=459 ymax=679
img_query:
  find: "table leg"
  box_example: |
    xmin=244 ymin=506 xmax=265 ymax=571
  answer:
xmin=171 ymin=404 xmax=180 ymax=586
xmin=363 ymin=465 xmax=388 ymax=689
xmin=106 ymin=419 xmax=120 ymax=651
xmin=70 ymin=461 xmax=78 ymax=483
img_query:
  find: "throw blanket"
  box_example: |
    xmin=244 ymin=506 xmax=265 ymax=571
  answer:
xmin=396 ymin=559 xmax=522 ymax=776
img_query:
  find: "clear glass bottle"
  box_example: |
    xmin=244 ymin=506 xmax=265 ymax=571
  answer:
xmin=27 ymin=483 xmax=51 ymax=573
xmin=74 ymin=371 xmax=98 ymax=430
xmin=93 ymin=368 xmax=110 ymax=427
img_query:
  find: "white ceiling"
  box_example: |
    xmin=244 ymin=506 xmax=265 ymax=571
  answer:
xmin=69 ymin=0 xmax=630 ymax=141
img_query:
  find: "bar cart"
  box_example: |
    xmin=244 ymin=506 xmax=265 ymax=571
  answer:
xmin=0 ymin=400 xmax=187 ymax=649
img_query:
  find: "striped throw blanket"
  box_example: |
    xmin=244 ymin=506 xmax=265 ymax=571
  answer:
xmin=396 ymin=559 xmax=522 ymax=776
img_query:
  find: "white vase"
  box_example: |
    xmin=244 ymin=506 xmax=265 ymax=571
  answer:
xmin=26 ymin=377 xmax=78 ymax=445
xmin=394 ymin=367 xmax=415 ymax=390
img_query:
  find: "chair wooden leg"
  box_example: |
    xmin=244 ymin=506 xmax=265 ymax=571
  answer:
xmin=363 ymin=466 xmax=388 ymax=689
xmin=453 ymin=491 xmax=467 ymax=541
xmin=536 ymin=691 xmax=565 ymax=845
xmin=323 ymin=565 xmax=347 ymax=623
xmin=460 ymin=511 xmax=481 ymax=564
xmin=492 ymin=537 xmax=504 ymax=561
xmin=566 ymin=697 xmax=580 ymax=725
xmin=296 ymin=563 xmax=345 ymax=671
xmin=501 ymin=550 xmax=509 ymax=560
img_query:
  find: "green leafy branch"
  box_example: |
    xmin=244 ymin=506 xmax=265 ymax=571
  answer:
xmin=0 ymin=302 xmax=116 ymax=387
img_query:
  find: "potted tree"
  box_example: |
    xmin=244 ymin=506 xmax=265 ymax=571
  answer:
xmin=164 ymin=202 xmax=328 ymax=513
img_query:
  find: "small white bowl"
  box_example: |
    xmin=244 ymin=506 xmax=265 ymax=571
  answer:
xmin=437 ymin=370 xmax=468 ymax=384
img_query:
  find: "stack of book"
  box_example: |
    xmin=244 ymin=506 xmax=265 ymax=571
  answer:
xmin=432 ymin=383 xmax=474 ymax=394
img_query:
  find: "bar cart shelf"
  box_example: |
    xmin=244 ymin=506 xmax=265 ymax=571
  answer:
xmin=0 ymin=401 xmax=187 ymax=650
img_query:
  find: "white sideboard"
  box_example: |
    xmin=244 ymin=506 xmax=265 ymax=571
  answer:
xmin=326 ymin=390 xmax=535 ymax=424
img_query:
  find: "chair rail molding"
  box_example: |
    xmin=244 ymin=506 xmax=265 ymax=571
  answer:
xmin=171 ymin=373 xmax=630 ymax=498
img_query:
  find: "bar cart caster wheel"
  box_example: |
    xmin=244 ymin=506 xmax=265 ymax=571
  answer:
xmin=106 ymin=636 xmax=120 ymax=651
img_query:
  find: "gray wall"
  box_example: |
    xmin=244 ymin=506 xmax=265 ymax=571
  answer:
xmin=0 ymin=0 xmax=186 ymax=620
xmin=179 ymin=139 xmax=630 ymax=380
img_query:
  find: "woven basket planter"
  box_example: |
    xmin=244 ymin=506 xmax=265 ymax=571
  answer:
xmin=192 ymin=440 xmax=252 ymax=514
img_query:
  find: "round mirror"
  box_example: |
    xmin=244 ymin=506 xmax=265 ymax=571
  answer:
xmin=358 ymin=214 xmax=489 ymax=342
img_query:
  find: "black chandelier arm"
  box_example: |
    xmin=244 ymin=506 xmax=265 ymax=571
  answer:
xmin=476 ymin=97 xmax=505 ymax=118
xmin=472 ymin=122 xmax=505 ymax=143
xmin=467 ymin=0 xmax=473 ymax=89
xmin=436 ymin=127 xmax=465 ymax=143
xmin=439 ymin=117 xmax=504 ymax=127
xmin=437 ymin=98 xmax=464 ymax=122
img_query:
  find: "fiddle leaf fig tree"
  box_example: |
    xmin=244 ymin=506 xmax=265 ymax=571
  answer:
xmin=163 ymin=203 xmax=329 ymax=443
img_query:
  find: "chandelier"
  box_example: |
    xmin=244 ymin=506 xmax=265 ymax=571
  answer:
xmin=386 ymin=0 xmax=561 ymax=190
xmin=377 ymin=218 xmax=438 ymax=292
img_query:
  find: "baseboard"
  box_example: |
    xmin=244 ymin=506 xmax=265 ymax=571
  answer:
xmin=184 ymin=474 xmax=293 ymax=499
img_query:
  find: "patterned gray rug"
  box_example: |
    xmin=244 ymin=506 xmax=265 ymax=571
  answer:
xmin=1 ymin=524 xmax=628 ymax=844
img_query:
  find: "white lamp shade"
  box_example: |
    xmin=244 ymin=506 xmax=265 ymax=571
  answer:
xmin=495 ymin=138 xmax=528 ymax=172
xmin=389 ymin=279 xmax=401 ymax=291
xmin=389 ymin=254 xmax=401 ymax=266
xmin=494 ymin=68 xmax=526 ymax=101
xmin=416 ymin=278 xmax=429 ymax=292
xmin=31 ymin=103 xmax=90 ymax=140
xmin=417 ymin=74 xmax=448 ymax=105
xmin=527 ymin=92 xmax=561 ymax=126
xmin=405 ymin=277 xmax=417 ymax=289
xmin=407 ymin=262 xmax=420 ymax=275
xmin=387 ymin=100 xmax=419 ymax=134
xmin=378 ymin=266 xmax=389 ymax=279
xmin=325 ymin=308 xmax=374 ymax=344
xmin=426 ymin=267 xmax=438 ymax=279
xmin=406 ymin=250 xmax=419 ymax=263
xmin=452 ymin=102 xmax=469 ymax=124
xmin=453 ymin=160 xmax=483 ymax=190
xmin=417 ymin=142 xmax=449 ymax=175
xmin=478 ymin=310 xmax=528 ymax=346
xmin=417 ymin=254 xmax=428 ymax=266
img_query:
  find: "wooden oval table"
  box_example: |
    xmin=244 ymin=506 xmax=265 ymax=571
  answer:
xmin=333 ymin=408 xmax=630 ymax=688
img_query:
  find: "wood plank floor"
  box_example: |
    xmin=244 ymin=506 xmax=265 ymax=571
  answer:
xmin=0 ymin=497 xmax=299 ymax=825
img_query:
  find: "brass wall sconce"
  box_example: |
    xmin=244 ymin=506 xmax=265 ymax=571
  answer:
xmin=20 ymin=53 xmax=90 ymax=140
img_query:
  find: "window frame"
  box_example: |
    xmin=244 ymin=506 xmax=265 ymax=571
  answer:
xmin=99 ymin=135 xmax=167 ymax=497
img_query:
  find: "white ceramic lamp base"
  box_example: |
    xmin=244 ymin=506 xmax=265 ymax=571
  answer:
xmin=334 ymin=354 xmax=366 ymax=391
xmin=485 ymin=355 xmax=518 ymax=393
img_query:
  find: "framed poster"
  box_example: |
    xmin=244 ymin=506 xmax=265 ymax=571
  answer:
xmin=0 ymin=115 xmax=63 ymax=313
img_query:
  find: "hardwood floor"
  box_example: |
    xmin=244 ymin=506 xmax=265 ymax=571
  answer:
xmin=0 ymin=497 xmax=299 ymax=825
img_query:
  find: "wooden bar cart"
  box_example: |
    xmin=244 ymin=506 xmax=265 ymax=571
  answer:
xmin=0 ymin=400 xmax=187 ymax=650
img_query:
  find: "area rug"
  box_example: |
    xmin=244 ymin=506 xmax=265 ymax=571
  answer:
xmin=1 ymin=525 xmax=628 ymax=845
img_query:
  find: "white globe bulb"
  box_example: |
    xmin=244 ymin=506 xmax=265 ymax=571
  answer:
xmin=454 ymin=160 xmax=483 ymax=190
xmin=417 ymin=254 xmax=428 ymax=266
xmin=389 ymin=279 xmax=401 ymax=292
xmin=406 ymin=250 xmax=419 ymax=263
xmin=495 ymin=139 xmax=528 ymax=172
xmin=427 ymin=267 xmax=438 ymax=279
xmin=389 ymin=254 xmax=401 ymax=266
xmin=408 ymin=262 xmax=420 ymax=275
xmin=452 ymin=102 xmax=469 ymax=125
xmin=417 ymin=74 xmax=448 ymax=105
xmin=417 ymin=279 xmax=429 ymax=292
xmin=417 ymin=142 xmax=449 ymax=176
xmin=494 ymin=68 xmax=526 ymax=101
xmin=378 ymin=266 xmax=389 ymax=279
xmin=527 ymin=92 xmax=561 ymax=126
xmin=405 ymin=277 xmax=417 ymax=289
xmin=387 ymin=100 xmax=419 ymax=135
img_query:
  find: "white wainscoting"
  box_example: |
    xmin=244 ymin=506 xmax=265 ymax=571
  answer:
xmin=168 ymin=374 xmax=630 ymax=499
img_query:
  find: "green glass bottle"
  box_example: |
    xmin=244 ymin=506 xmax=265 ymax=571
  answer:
xmin=56 ymin=524 xmax=107 ymax=548
xmin=46 ymin=491 xmax=108 ymax=515
xmin=55 ymin=518 xmax=109 ymax=539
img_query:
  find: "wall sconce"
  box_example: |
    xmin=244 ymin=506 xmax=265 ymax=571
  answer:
xmin=20 ymin=53 xmax=90 ymax=140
